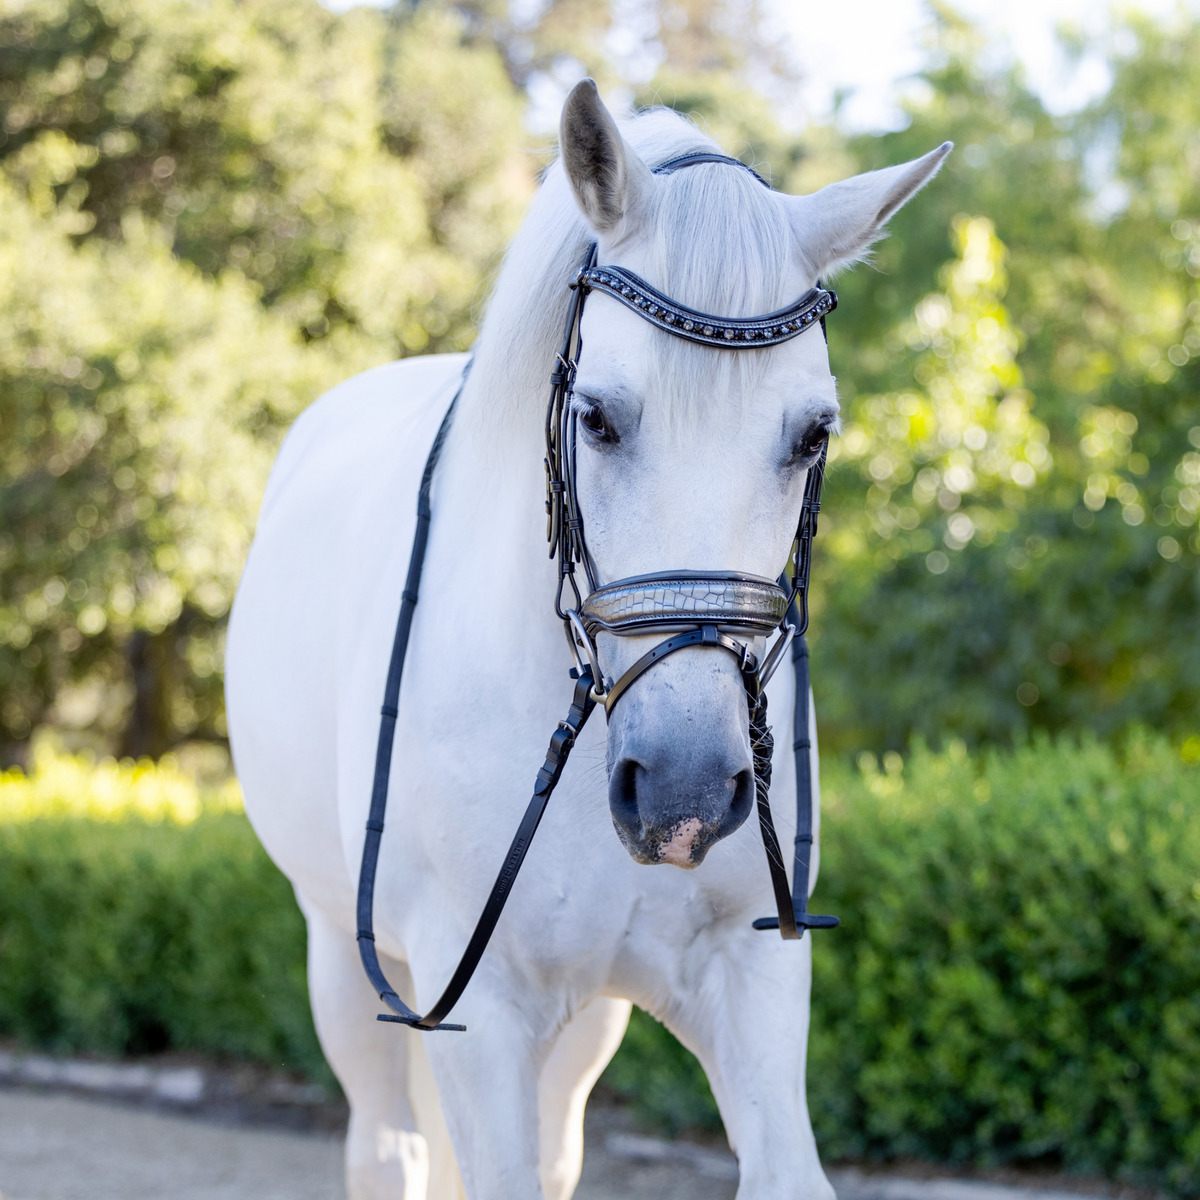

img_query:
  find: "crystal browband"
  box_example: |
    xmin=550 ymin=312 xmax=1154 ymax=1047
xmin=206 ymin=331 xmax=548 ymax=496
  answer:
xmin=576 ymin=265 xmax=837 ymax=350
xmin=580 ymin=572 xmax=790 ymax=638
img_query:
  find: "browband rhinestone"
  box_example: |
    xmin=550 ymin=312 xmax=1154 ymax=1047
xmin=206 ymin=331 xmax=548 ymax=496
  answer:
xmin=580 ymin=265 xmax=836 ymax=350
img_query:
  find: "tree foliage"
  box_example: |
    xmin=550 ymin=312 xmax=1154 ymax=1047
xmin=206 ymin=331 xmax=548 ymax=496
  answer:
xmin=0 ymin=0 xmax=529 ymax=758
xmin=0 ymin=0 xmax=525 ymax=353
xmin=810 ymin=11 xmax=1200 ymax=751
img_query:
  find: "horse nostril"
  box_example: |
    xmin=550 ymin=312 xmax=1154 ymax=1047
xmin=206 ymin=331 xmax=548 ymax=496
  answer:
xmin=733 ymin=768 xmax=754 ymax=808
xmin=719 ymin=768 xmax=755 ymax=836
xmin=608 ymin=750 xmax=756 ymax=864
xmin=612 ymin=757 xmax=642 ymax=820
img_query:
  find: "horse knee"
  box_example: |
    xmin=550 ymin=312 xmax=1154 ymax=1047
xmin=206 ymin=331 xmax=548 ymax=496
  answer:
xmin=346 ymin=1116 xmax=430 ymax=1200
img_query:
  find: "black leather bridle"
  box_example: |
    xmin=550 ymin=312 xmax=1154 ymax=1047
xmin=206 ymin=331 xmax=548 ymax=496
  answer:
xmin=357 ymin=152 xmax=838 ymax=1033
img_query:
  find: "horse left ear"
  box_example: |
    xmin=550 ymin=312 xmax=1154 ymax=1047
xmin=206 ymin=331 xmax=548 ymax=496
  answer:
xmin=560 ymin=79 xmax=654 ymax=237
xmin=790 ymin=142 xmax=953 ymax=278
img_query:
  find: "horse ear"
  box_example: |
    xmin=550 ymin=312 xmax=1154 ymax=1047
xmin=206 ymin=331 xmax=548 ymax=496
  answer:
xmin=560 ymin=79 xmax=653 ymax=235
xmin=790 ymin=143 xmax=953 ymax=278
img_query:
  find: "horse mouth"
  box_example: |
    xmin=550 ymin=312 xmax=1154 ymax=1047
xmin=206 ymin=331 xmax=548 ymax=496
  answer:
xmin=611 ymin=814 xmax=717 ymax=870
xmin=657 ymin=818 xmax=704 ymax=868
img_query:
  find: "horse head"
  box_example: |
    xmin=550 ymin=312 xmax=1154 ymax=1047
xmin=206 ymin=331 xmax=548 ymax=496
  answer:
xmin=557 ymin=81 xmax=949 ymax=868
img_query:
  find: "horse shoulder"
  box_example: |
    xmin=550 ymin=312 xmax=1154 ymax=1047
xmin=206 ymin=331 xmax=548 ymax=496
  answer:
xmin=227 ymin=352 xmax=469 ymax=918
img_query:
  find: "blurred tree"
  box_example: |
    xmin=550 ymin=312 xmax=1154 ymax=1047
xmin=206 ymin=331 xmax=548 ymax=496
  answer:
xmin=452 ymin=0 xmax=810 ymax=183
xmin=0 ymin=0 xmax=527 ymax=359
xmin=447 ymin=0 xmax=792 ymax=93
xmin=0 ymin=0 xmax=529 ymax=761
xmin=2 ymin=0 xmax=1198 ymax=761
xmin=624 ymin=1 xmax=840 ymax=196
xmin=0 ymin=174 xmax=334 ymax=756
xmin=810 ymin=10 xmax=1200 ymax=751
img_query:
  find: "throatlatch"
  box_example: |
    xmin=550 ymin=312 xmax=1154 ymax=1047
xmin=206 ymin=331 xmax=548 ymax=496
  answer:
xmin=357 ymin=151 xmax=839 ymax=1033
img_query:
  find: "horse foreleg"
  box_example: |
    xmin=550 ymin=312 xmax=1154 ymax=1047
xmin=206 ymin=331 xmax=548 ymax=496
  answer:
xmin=419 ymin=986 xmax=556 ymax=1200
xmin=303 ymin=899 xmax=465 ymax=1200
xmin=537 ymin=997 xmax=631 ymax=1200
xmin=667 ymin=942 xmax=834 ymax=1200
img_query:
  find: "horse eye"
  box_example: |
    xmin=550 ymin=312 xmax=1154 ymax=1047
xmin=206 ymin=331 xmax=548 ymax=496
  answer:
xmin=795 ymin=426 xmax=829 ymax=461
xmin=579 ymin=404 xmax=609 ymax=439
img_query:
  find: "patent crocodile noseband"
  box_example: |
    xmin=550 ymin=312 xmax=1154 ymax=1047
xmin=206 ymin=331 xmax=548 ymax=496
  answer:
xmin=581 ymin=572 xmax=789 ymax=637
xmin=356 ymin=152 xmax=839 ymax=1033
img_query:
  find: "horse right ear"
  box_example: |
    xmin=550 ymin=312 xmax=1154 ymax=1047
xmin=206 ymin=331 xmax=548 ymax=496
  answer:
xmin=560 ymin=79 xmax=653 ymax=237
xmin=789 ymin=143 xmax=953 ymax=279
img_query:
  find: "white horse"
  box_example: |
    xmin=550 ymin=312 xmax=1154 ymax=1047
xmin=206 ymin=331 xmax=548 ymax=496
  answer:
xmin=227 ymin=81 xmax=948 ymax=1200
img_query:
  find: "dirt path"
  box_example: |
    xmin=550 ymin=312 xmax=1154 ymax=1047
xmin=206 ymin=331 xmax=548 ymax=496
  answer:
xmin=0 ymin=1088 xmax=1116 ymax=1200
xmin=0 ymin=1090 xmax=342 ymax=1200
xmin=0 ymin=1089 xmax=734 ymax=1200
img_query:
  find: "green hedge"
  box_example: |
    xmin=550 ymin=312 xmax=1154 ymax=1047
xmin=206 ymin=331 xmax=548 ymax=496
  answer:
xmin=808 ymin=733 xmax=1200 ymax=1192
xmin=0 ymin=809 xmax=323 ymax=1078
xmin=3 ymin=736 xmax=1199 ymax=1190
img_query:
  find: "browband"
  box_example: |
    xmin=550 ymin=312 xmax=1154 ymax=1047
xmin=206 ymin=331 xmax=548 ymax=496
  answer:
xmin=577 ymin=265 xmax=837 ymax=350
xmin=570 ymin=150 xmax=835 ymax=351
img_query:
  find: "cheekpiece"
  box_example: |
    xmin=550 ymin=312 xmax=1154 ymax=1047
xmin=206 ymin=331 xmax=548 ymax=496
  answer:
xmin=580 ymin=572 xmax=789 ymax=639
xmin=578 ymin=265 xmax=837 ymax=350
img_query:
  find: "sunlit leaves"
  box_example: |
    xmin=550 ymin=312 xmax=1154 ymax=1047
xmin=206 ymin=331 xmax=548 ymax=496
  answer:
xmin=0 ymin=0 xmax=531 ymax=360
xmin=810 ymin=12 xmax=1200 ymax=754
xmin=0 ymin=0 xmax=532 ymax=754
xmin=830 ymin=218 xmax=1048 ymax=564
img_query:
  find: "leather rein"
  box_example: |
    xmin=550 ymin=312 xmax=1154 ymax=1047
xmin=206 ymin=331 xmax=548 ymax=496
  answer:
xmin=357 ymin=152 xmax=838 ymax=1033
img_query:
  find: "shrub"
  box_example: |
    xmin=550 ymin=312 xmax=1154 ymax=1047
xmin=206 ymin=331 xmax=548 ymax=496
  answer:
xmin=0 ymin=744 xmax=242 ymax=823
xmin=4 ymin=739 xmax=1200 ymax=1193
xmin=809 ymin=732 xmax=1200 ymax=1193
xmin=0 ymin=748 xmax=322 ymax=1077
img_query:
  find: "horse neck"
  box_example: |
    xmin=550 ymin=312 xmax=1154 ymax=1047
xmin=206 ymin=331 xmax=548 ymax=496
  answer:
xmin=433 ymin=363 xmax=565 ymax=677
xmin=429 ymin=181 xmax=593 ymax=679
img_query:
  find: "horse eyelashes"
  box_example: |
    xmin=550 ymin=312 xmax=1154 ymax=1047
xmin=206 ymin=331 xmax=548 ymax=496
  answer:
xmin=576 ymin=401 xmax=616 ymax=442
xmin=794 ymin=423 xmax=832 ymax=463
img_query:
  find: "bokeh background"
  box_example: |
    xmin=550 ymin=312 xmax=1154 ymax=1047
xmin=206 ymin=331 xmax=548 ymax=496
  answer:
xmin=2 ymin=0 xmax=1200 ymax=1192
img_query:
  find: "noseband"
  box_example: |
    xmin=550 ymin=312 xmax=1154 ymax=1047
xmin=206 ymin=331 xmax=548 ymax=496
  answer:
xmin=357 ymin=152 xmax=838 ymax=1033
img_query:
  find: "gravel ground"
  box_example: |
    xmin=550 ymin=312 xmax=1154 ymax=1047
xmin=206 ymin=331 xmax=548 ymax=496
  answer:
xmin=0 ymin=1085 xmax=1126 ymax=1200
xmin=0 ymin=1089 xmax=727 ymax=1200
xmin=0 ymin=1089 xmax=342 ymax=1200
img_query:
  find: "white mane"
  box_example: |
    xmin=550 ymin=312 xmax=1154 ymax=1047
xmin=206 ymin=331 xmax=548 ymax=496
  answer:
xmin=466 ymin=106 xmax=795 ymax=433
